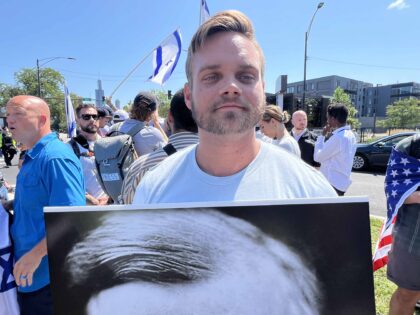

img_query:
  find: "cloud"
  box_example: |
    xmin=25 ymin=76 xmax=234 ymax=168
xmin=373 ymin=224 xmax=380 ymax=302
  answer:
xmin=387 ymin=0 xmax=410 ymax=10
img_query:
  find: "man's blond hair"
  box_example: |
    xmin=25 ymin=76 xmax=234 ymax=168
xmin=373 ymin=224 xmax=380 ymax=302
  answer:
xmin=185 ymin=10 xmax=265 ymax=84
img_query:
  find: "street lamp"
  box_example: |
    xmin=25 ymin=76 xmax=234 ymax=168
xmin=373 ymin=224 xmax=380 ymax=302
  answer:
xmin=36 ymin=57 xmax=76 ymax=97
xmin=302 ymin=2 xmax=324 ymax=108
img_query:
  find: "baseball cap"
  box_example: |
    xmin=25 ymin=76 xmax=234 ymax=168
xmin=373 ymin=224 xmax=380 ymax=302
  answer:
xmin=133 ymin=91 xmax=158 ymax=111
xmin=113 ymin=110 xmax=129 ymax=122
xmin=97 ymin=108 xmax=112 ymax=118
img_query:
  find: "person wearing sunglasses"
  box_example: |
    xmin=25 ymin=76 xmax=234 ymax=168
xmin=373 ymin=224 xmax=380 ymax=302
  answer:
xmin=69 ymin=104 xmax=109 ymax=205
xmin=258 ymin=105 xmax=301 ymax=157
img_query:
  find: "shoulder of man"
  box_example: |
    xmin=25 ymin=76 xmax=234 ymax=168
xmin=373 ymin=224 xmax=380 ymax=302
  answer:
xmin=396 ymin=134 xmax=420 ymax=158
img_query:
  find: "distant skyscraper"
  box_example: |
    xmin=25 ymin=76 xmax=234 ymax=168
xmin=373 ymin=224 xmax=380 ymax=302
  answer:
xmin=95 ymin=79 xmax=104 ymax=107
xmin=115 ymin=99 xmax=121 ymax=109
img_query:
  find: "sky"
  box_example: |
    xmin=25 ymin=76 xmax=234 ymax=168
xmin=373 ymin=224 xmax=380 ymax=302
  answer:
xmin=1 ymin=0 xmax=419 ymax=107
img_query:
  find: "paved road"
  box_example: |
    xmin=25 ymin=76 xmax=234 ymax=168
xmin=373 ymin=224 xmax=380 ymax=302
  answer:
xmin=0 ymin=154 xmax=388 ymax=217
xmin=347 ymin=169 xmax=386 ymax=218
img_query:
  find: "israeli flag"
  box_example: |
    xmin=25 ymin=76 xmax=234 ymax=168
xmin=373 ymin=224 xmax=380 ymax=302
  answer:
xmin=200 ymin=0 xmax=210 ymax=24
xmin=0 ymin=205 xmax=19 ymax=315
xmin=149 ymin=29 xmax=182 ymax=86
xmin=64 ymin=84 xmax=77 ymax=138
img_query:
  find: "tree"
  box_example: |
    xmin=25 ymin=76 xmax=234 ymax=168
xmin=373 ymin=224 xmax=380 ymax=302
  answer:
xmin=0 ymin=68 xmax=81 ymax=132
xmin=150 ymin=89 xmax=171 ymax=118
xmin=377 ymin=98 xmax=420 ymax=129
xmin=331 ymin=87 xmax=360 ymax=128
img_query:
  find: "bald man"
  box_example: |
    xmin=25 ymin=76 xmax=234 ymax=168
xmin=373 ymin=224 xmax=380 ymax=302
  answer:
xmin=291 ymin=110 xmax=319 ymax=167
xmin=4 ymin=96 xmax=85 ymax=315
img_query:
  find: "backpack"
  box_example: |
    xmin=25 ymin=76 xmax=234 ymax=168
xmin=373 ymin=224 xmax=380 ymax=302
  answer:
xmin=94 ymin=122 xmax=144 ymax=203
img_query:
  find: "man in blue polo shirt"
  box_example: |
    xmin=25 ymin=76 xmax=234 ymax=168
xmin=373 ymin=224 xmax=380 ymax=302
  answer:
xmin=5 ymin=95 xmax=85 ymax=315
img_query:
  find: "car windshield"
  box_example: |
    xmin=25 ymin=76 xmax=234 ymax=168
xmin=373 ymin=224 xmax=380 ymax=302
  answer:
xmin=373 ymin=134 xmax=413 ymax=146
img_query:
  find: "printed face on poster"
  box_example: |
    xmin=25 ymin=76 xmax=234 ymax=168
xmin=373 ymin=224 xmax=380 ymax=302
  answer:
xmin=44 ymin=197 xmax=375 ymax=315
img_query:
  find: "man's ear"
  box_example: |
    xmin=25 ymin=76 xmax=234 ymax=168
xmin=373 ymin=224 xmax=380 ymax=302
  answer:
xmin=167 ymin=111 xmax=174 ymax=124
xmin=184 ymin=83 xmax=192 ymax=110
xmin=39 ymin=114 xmax=47 ymax=127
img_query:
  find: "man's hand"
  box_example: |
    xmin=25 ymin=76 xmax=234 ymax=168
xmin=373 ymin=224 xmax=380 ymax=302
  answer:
xmin=322 ymin=124 xmax=331 ymax=137
xmin=13 ymin=238 xmax=47 ymax=287
xmin=151 ymin=111 xmax=160 ymax=125
xmin=98 ymin=196 xmax=109 ymax=205
xmin=86 ymin=194 xmax=99 ymax=205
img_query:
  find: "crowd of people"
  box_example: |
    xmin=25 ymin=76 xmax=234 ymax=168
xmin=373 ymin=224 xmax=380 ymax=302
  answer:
xmin=1 ymin=9 xmax=419 ymax=315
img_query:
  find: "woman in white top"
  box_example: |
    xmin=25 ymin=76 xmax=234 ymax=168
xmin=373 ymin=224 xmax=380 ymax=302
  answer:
xmin=259 ymin=105 xmax=301 ymax=157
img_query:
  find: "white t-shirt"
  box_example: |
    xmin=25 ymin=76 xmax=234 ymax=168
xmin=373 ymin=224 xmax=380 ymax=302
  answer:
xmin=133 ymin=141 xmax=336 ymax=205
xmin=69 ymin=140 xmax=107 ymax=199
xmin=256 ymin=131 xmax=300 ymax=157
xmin=116 ymin=119 xmax=166 ymax=157
xmin=271 ymin=136 xmax=301 ymax=157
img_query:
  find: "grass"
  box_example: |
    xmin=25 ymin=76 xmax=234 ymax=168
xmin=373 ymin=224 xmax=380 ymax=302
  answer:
xmin=370 ymin=216 xmax=397 ymax=315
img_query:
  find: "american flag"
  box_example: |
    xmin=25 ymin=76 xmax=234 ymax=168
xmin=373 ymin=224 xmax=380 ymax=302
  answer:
xmin=373 ymin=147 xmax=420 ymax=271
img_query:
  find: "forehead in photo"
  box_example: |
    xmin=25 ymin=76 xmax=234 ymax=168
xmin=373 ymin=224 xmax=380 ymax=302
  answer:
xmin=64 ymin=209 xmax=319 ymax=315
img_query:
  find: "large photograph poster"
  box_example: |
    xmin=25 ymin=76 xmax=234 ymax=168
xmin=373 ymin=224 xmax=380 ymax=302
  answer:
xmin=45 ymin=198 xmax=375 ymax=315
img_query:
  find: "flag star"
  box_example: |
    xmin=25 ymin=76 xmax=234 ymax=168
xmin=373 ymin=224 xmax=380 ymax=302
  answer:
xmin=400 ymin=158 xmax=409 ymax=166
xmin=402 ymin=169 xmax=412 ymax=176
xmin=386 ymin=193 xmax=390 ymax=199
xmin=391 ymin=190 xmax=398 ymax=198
xmin=390 ymin=170 xmax=399 ymax=177
xmin=392 ymin=180 xmax=399 ymax=187
xmin=389 ymin=159 xmax=397 ymax=166
xmin=404 ymin=179 xmax=412 ymax=185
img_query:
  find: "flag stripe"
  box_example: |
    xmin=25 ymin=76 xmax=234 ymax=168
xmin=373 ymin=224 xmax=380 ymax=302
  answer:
xmin=153 ymin=46 xmax=163 ymax=77
xmin=148 ymin=29 xmax=182 ymax=86
xmin=373 ymin=147 xmax=420 ymax=271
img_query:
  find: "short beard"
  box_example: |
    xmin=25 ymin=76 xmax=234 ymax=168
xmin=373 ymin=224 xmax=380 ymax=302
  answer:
xmin=80 ymin=124 xmax=98 ymax=134
xmin=191 ymin=97 xmax=263 ymax=135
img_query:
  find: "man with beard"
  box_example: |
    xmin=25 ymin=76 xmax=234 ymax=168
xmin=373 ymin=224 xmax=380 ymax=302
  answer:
xmin=132 ymin=10 xmax=336 ymax=204
xmin=69 ymin=104 xmax=109 ymax=205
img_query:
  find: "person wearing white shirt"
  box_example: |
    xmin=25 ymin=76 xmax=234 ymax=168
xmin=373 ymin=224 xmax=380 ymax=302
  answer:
xmin=259 ymin=105 xmax=301 ymax=157
xmin=314 ymin=103 xmax=357 ymax=195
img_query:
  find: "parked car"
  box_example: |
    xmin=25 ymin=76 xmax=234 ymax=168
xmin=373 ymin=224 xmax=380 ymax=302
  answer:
xmin=352 ymin=132 xmax=419 ymax=171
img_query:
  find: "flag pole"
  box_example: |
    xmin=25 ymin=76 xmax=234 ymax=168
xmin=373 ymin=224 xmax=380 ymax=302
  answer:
xmin=199 ymin=0 xmax=202 ymax=26
xmin=109 ymin=30 xmax=180 ymax=98
xmin=109 ymin=51 xmax=153 ymax=98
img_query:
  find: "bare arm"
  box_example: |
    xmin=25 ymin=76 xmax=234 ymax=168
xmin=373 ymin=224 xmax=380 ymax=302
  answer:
xmin=13 ymin=238 xmax=47 ymax=287
xmin=404 ymin=191 xmax=420 ymax=204
xmin=151 ymin=112 xmax=169 ymax=142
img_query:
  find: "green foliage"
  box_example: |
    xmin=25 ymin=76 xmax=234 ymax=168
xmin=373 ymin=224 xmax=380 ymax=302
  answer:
xmin=0 ymin=68 xmax=81 ymax=132
xmin=377 ymin=98 xmax=420 ymax=129
xmin=150 ymin=89 xmax=171 ymax=118
xmin=331 ymin=87 xmax=360 ymax=128
xmin=0 ymin=83 xmax=24 ymax=106
xmin=123 ymin=100 xmax=132 ymax=112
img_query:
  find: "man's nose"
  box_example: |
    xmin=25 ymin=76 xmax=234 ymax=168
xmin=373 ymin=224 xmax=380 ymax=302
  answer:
xmin=221 ymin=77 xmax=241 ymax=96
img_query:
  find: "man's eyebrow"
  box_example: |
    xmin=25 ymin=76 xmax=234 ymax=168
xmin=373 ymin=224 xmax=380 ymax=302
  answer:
xmin=198 ymin=64 xmax=259 ymax=74
xmin=197 ymin=64 xmax=220 ymax=75
xmin=238 ymin=64 xmax=259 ymax=72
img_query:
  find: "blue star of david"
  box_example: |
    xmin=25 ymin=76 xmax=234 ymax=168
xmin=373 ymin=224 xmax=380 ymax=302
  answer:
xmin=0 ymin=246 xmax=16 ymax=292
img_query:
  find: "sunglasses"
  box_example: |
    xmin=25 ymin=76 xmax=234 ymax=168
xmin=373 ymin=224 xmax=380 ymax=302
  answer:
xmin=80 ymin=114 xmax=99 ymax=121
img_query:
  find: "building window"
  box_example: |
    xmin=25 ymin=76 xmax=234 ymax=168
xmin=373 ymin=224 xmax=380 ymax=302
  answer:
xmin=287 ymin=87 xmax=295 ymax=93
